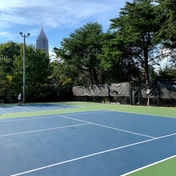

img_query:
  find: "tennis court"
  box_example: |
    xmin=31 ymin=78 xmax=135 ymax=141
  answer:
xmin=0 ymin=102 xmax=176 ymax=176
xmin=0 ymin=103 xmax=76 ymax=114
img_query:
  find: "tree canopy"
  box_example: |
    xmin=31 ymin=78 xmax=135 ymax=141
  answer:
xmin=0 ymin=43 xmax=52 ymax=102
xmin=54 ymin=22 xmax=107 ymax=85
xmin=109 ymin=0 xmax=161 ymax=85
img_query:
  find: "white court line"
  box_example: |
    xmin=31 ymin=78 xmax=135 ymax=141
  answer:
xmin=0 ymin=110 xmax=104 ymax=123
xmin=0 ymin=123 xmax=90 ymax=138
xmin=68 ymin=110 xmax=107 ymax=115
xmin=60 ymin=115 xmax=156 ymax=139
xmin=16 ymin=106 xmax=34 ymax=111
xmin=11 ymin=133 xmax=176 ymax=176
xmin=0 ymin=114 xmax=61 ymax=123
xmin=108 ymin=109 xmax=176 ymax=119
xmin=122 ymin=154 xmax=176 ymax=176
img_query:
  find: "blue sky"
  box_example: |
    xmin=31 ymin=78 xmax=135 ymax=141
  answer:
xmin=0 ymin=0 xmax=130 ymax=56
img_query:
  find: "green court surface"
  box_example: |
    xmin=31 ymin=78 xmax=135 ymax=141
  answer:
xmin=127 ymin=155 xmax=176 ymax=176
xmin=0 ymin=101 xmax=176 ymax=175
xmin=1 ymin=101 xmax=175 ymax=118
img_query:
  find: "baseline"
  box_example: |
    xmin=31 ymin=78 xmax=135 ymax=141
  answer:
xmin=11 ymin=132 xmax=176 ymax=176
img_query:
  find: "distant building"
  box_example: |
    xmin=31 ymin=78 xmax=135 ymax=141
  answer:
xmin=36 ymin=28 xmax=49 ymax=53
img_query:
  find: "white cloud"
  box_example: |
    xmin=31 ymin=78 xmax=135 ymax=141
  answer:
xmin=0 ymin=0 xmax=128 ymax=44
xmin=0 ymin=31 xmax=19 ymax=41
xmin=0 ymin=0 xmax=119 ymax=28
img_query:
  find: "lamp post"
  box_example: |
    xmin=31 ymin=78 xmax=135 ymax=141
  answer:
xmin=19 ymin=32 xmax=30 ymax=104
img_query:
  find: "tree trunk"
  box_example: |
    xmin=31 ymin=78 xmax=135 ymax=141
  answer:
xmin=144 ymin=49 xmax=150 ymax=106
xmin=89 ymin=70 xmax=94 ymax=85
xmin=92 ymin=67 xmax=98 ymax=85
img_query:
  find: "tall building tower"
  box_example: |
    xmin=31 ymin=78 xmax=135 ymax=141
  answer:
xmin=36 ymin=28 xmax=49 ymax=53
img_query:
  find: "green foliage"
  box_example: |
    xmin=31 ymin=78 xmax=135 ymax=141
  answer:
xmin=99 ymin=32 xmax=141 ymax=83
xmin=0 ymin=43 xmax=53 ymax=102
xmin=54 ymin=22 xmax=106 ymax=85
xmin=155 ymin=0 xmax=176 ymax=67
xmin=0 ymin=57 xmax=10 ymax=98
xmin=1 ymin=0 xmax=176 ymax=102
xmin=109 ymin=0 xmax=161 ymax=85
xmin=158 ymin=67 xmax=176 ymax=79
xmin=155 ymin=0 xmax=176 ymax=45
xmin=25 ymin=46 xmax=51 ymax=101
xmin=0 ymin=41 xmax=20 ymax=73
xmin=49 ymin=60 xmax=74 ymax=100
xmin=25 ymin=46 xmax=51 ymax=86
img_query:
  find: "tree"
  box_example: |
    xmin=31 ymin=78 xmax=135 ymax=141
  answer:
xmin=13 ymin=45 xmax=52 ymax=102
xmin=0 ymin=41 xmax=53 ymax=102
xmin=27 ymin=46 xmax=51 ymax=101
xmin=54 ymin=22 xmax=106 ymax=85
xmin=50 ymin=60 xmax=74 ymax=100
xmin=158 ymin=67 xmax=176 ymax=79
xmin=155 ymin=0 xmax=176 ymax=45
xmin=99 ymin=31 xmax=141 ymax=83
xmin=109 ymin=0 xmax=160 ymax=85
xmin=0 ymin=56 xmax=11 ymax=101
xmin=0 ymin=42 xmax=21 ymax=102
xmin=155 ymin=0 xmax=176 ymax=67
xmin=0 ymin=41 xmax=20 ymax=73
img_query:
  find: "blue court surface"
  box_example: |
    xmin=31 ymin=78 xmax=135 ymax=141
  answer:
xmin=0 ymin=103 xmax=76 ymax=114
xmin=0 ymin=110 xmax=176 ymax=176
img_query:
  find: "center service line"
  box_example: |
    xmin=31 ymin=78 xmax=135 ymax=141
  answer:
xmin=60 ymin=115 xmax=156 ymax=139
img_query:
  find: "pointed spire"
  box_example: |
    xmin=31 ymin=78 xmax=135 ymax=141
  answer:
xmin=36 ymin=28 xmax=49 ymax=53
xmin=37 ymin=28 xmax=48 ymax=40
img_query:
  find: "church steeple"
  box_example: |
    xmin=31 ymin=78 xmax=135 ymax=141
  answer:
xmin=36 ymin=28 xmax=49 ymax=53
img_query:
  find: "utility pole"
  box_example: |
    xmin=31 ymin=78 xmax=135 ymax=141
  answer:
xmin=19 ymin=32 xmax=30 ymax=104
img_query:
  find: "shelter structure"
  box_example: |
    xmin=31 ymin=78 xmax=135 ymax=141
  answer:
xmin=72 ymin=81 xmax=176 ymax=106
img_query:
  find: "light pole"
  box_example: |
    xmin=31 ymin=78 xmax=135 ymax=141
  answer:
xmin=19 ymin=32 xmax=30 ymax=104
